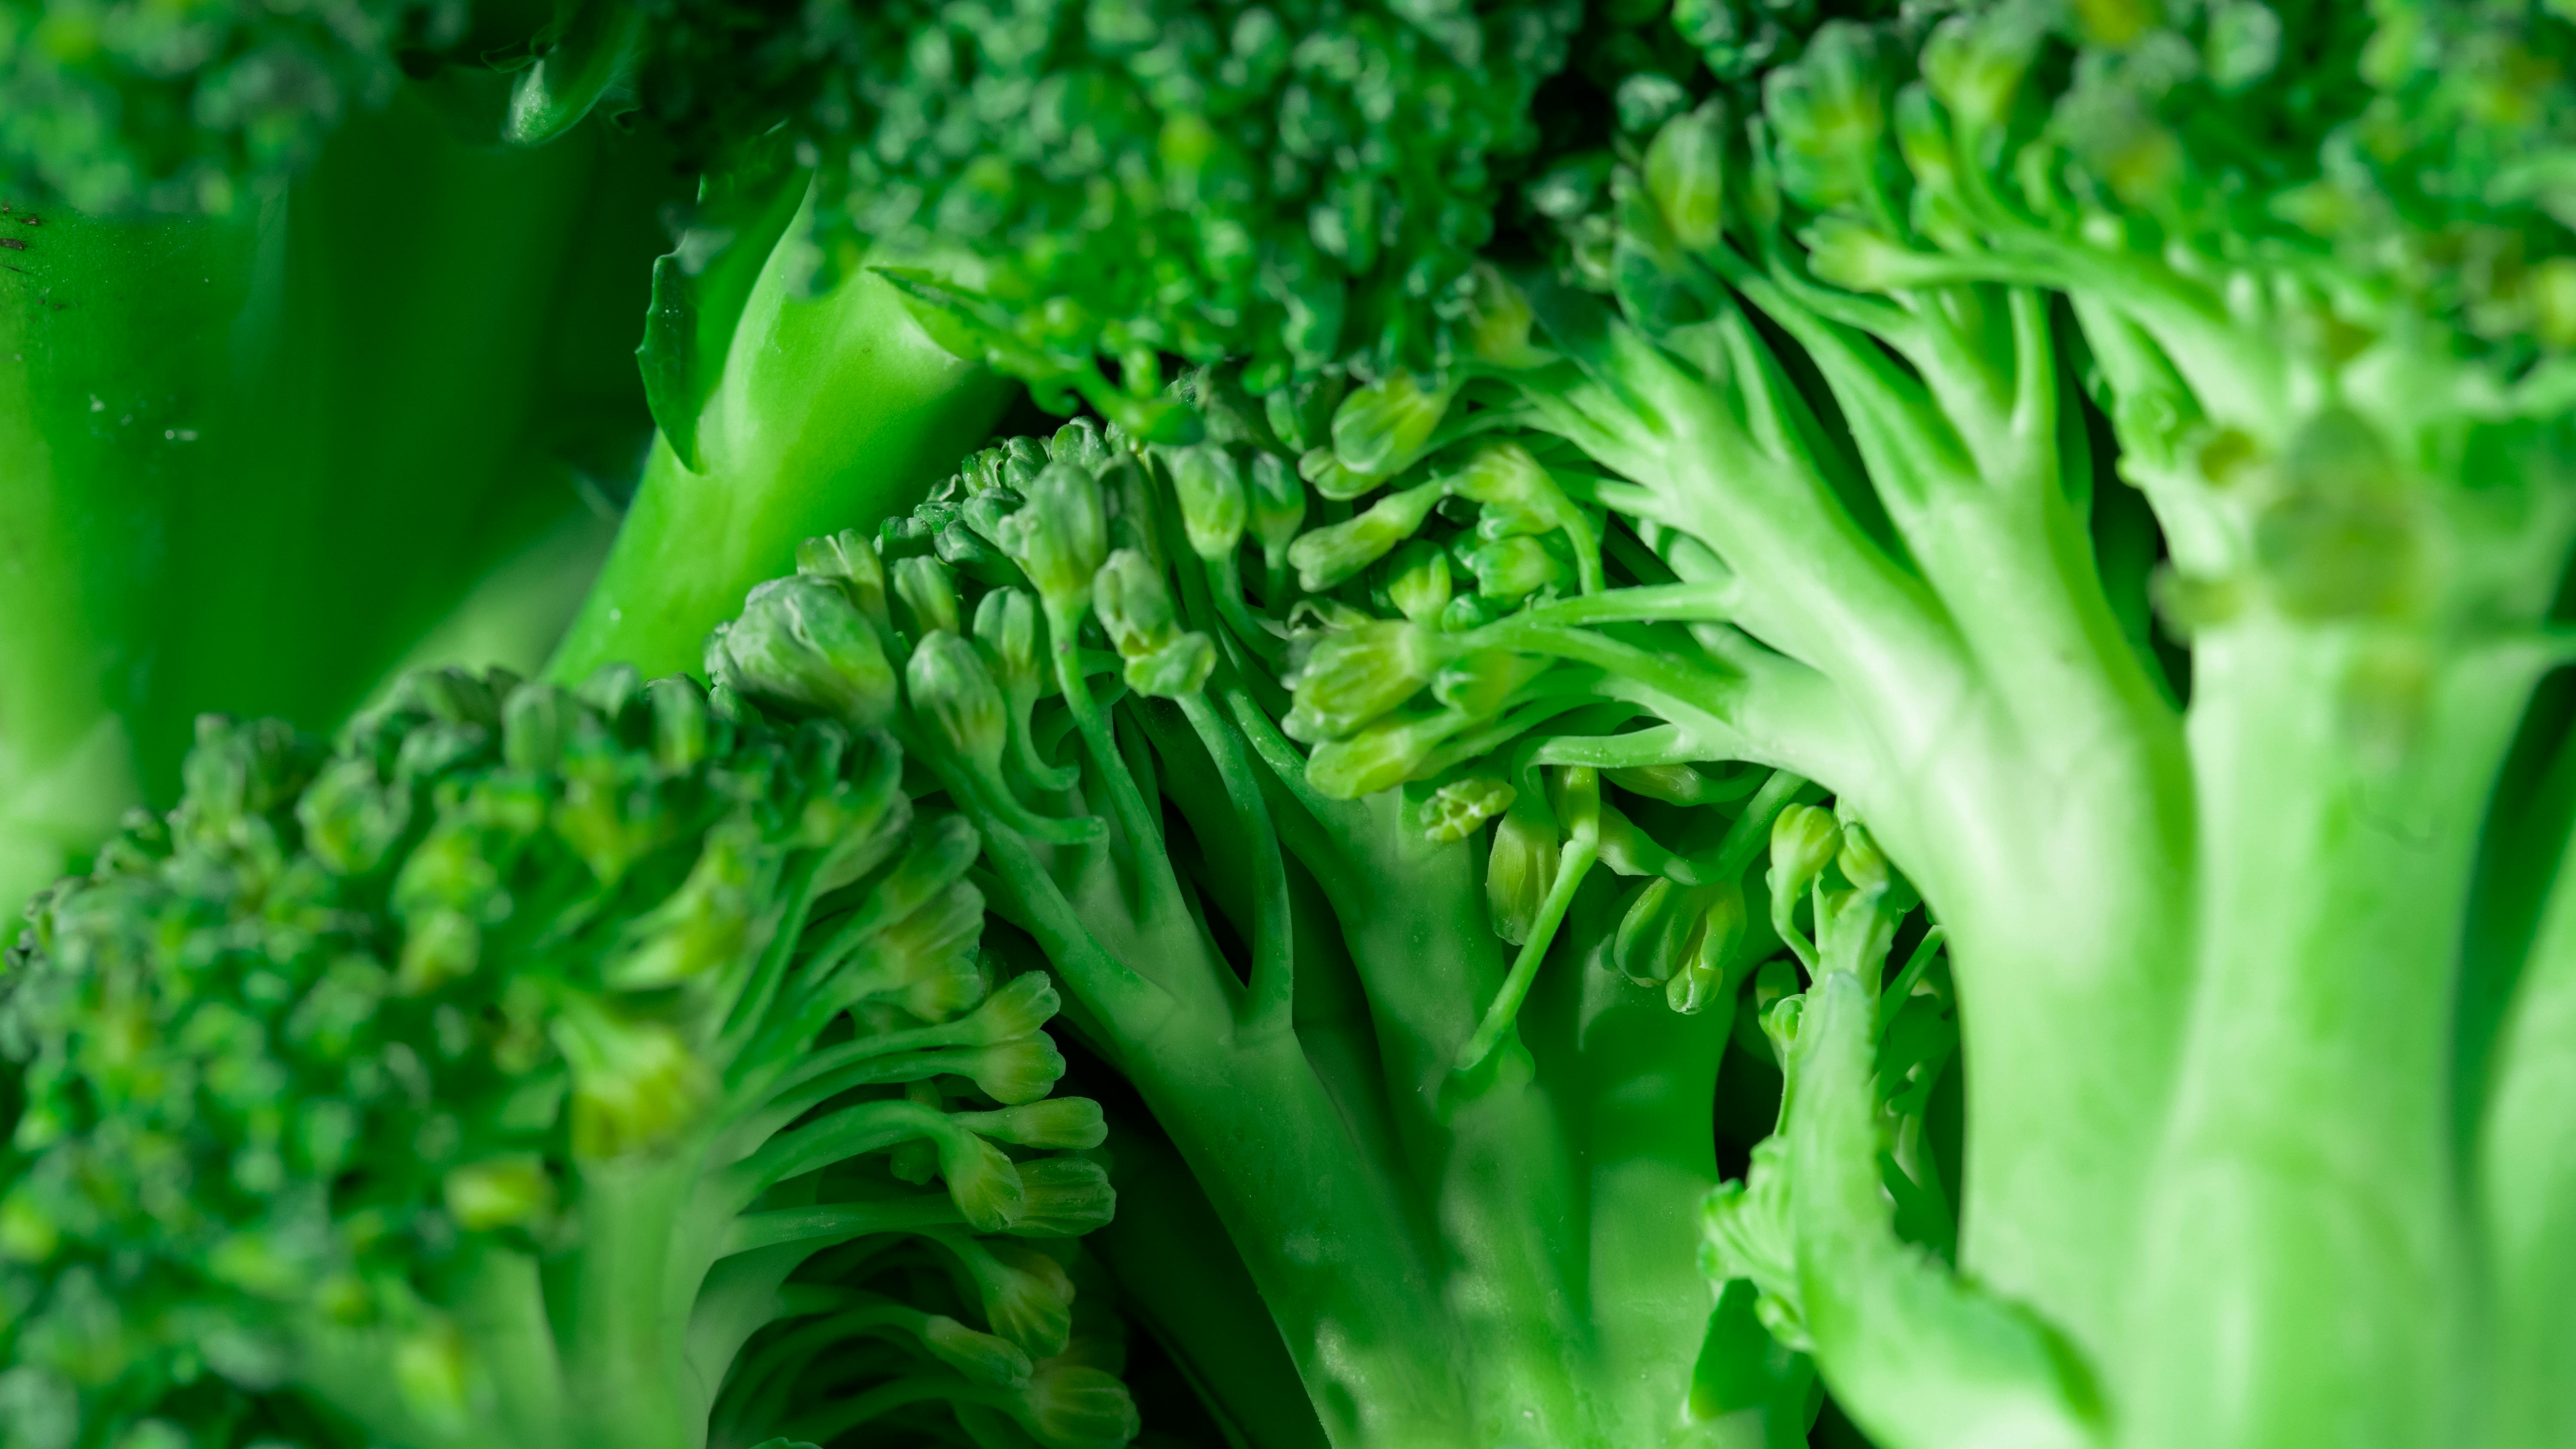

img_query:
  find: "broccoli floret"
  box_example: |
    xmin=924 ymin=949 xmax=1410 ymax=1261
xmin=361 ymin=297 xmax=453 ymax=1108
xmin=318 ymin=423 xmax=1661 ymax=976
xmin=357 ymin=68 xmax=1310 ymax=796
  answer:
xmin=656 ymin=3 xmax=2576 ymax=1446
xmin=0 ymin=665 xmax=1129 ymax=1449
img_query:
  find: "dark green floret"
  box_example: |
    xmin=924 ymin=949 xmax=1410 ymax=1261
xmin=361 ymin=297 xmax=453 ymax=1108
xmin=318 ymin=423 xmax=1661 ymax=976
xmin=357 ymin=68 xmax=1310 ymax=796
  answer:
xmin=0 ymin=665 xmax=1128 ymax=1449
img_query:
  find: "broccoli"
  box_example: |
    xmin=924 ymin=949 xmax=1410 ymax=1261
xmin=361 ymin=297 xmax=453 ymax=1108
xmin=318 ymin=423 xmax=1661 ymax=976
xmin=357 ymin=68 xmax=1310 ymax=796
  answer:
xmin=657 ymin=1 xmax=2576 ymax=1445
xmin=0 ymin=665 xmax=1130 ymax=1448
xmin=10 ymin=2 xmax=2576 ymax=1447
xmin=0 ymin=10 xmax=687 ymax=925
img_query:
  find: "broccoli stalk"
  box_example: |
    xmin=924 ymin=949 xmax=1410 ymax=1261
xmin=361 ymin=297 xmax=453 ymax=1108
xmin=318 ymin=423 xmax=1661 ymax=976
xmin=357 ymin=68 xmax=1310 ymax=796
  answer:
xmin=1 ymin=81 xmax=678 ymax=926
xmin=546 ymin=165 xmax=1015 ymax=683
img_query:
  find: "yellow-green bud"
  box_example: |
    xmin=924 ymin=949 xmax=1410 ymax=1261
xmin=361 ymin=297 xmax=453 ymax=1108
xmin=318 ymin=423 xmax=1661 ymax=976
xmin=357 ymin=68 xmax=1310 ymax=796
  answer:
xmin=893 ymin=555 xmax=962 ymax=638
xmin=1922 ymin=13 xmax=2037 ymax=133
xmin=1299 ymin=443 xmax=1378 ymax=502
xmin=1667 ymin=882 xmax=1750 ymax=1013
xmin=399 ymin=909 xmax=480 ymax=994
xmin=602 ymin=824 xmax=757 ymax=989
xmin=1247 ymin=450 xmax=1308 ymax=567
xmin=908 ymin=631 xmax=1011 ymax=775
xmin=444 ymin=1155 xmax=556 ymax=1231
xmin=1386 ymin=540 xmax=1453 ymax=622
xmin=2071 ymin=0 xmax=2161 ymax=48
xmin=1424 ymin=776 xmax=1515 ymax=842
xmin=998 ymin=460 xmax=1109 ymax=614
xmin=646 ymin=676 xmax=708 ymax=772
xmin=1169 ymin=443 xmax=1249 ymax=560
xmin=1834 ymin=813 xmax=1890 ymax=897
xmin=1459 ymin=263 xmax=1549 ymax=368
xmin=1486 ymin=806 xmax=1559 ymax=945
xmin=1431 ymin=649 xmax=1548 ymax=718
xmin=553 ymin=1005 xmax=712 ymax=1159
xmin=1124 ymin=635 xmax=1217 ymax=699
xmin=954 ymin=1097 xmax=1108 ymax=1150
xmin=923 ymin=1315 xmax=1035 ymax=1387
xmin=1646 ymin=99 xmax=1730 ymax=251
xmin=973 ymin=588 xmax=1044 ymax=697
xmin=1011 ymin=1155 xmax=1118 ymax=1238
xmin=1801 ymin=214 xmax=1925 ymax=293
xmin=1305 ymin=712 xmax=1461 ymax=799
xmin=298 ymin=758 xmax=411 ymax=875
xmin=972 ymin=1240 xmax=1077 ymax=1356
xmin=1049 ymin=417 xmax=1111 ymax=471
xmin=1283 ymin=621 xmax=1445 ymax=742
xmin=2534 ymin=257 xmax=2576 ymax=352
xmin=1264 ymin=374 xmax=1344 ymax=454
xmin=1331 ymin=370 xmax=1451 ymax=479
xmin=0 ymin=1189 xmax=59 ymax=1262
xmin=708 ymin=575 xmax=898 ymax=728
xmin=1770 ymin=805 xmax=1840 ymax=896
xmin=394 ymin=1323 xmax=474 ymax=1429
xmin=1460 ymin=534 xmax=1574 ymax=602
xmin=1288 ymin=481 xmax=1446 ymax=592
xmin=796 ymin=527 xmax=891 ymax=626
xmin=1092 ymin=548 xmax=1179 ymax=655
xmin=1764 ymin=21 xmax=1888 ymax=211
xmin=962 ymin=1035 xmax=1069 ymax=1105
xmin=1021 ymin=1365 xmax=1143 ymax=1449
xmin=957 ymin=972 xmax=1061 ymax=1045
xmin=939 ymin=1130 xmax=1026 ymax=1233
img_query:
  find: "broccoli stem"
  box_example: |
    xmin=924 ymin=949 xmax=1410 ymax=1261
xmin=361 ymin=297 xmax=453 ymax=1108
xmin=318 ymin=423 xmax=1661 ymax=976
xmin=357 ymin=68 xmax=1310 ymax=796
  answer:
xmin=2124 ymin=625 xmax=2546 ymax=1448
xmin=1090 ymin=1121 xmax=1333 ymax=1449
xmin=565 ymin=1159 xmax=706 ymax=1449
xmin=0 ymin=206 xmax=247 ymax=916
xmin=547 ymin=246 xmax=1011 ymax=682
xmin=2 ymin=94 xmax=677 ymax=924
xmin=2479 ymin=775 xmax=2576 ymax=1449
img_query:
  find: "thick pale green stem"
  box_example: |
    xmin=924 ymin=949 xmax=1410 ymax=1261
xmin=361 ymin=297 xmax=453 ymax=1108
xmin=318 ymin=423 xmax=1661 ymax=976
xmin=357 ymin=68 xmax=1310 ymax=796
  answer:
xmin=1560 ymin=911 xmax=1749 ymax=1447
xmin=549 ymin=255 xmax=1010 ymax=681
xmin=2481 ymin=787 xmax=2576 ymax=1449
xmin=1284 ymin=792 xmax=1605 ymax=1448
xmin=981 ymin=805 xmax=1469 ymax=1449
xmin=1124 ymin=1024 xmax=1476 ymax=1449
xmin=566 ymin=1160 xmax=707 ymax=1449
xmin=1091 ymin=1122 xmax=1333 ymax=1449
xmin=2125 ymin=624 xmax=2536 ymax=1448
xmin=2480 ymin=790 xmax=2576 ymax=1449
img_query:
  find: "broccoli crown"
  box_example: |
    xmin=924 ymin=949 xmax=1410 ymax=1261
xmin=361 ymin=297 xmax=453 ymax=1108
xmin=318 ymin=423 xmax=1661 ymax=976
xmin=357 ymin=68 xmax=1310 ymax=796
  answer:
xmin=783 ymin=0 xmax=1585 ymax=428
xmin=0 ymin=666 xmax=1127 ymax=1448
xmin=0 ymin=1 xmax=473 ymax=212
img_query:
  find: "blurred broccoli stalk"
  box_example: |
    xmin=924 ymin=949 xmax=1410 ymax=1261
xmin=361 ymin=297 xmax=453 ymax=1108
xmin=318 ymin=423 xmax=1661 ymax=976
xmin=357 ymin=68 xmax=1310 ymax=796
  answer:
xmin=0 ymin=665 xmax=1132 ymax=1449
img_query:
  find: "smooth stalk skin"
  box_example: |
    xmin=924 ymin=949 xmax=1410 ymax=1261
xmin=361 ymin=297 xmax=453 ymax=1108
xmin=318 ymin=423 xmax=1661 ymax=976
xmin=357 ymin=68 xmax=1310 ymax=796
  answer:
xmin=2124 ymin=626 xmax=2544 ymax=1449
xmin=2479 ymin=749 xmax=2576 ymax=1449
xmin=1090 ymin=1122 xmax=1332 ymax=1449
xmin=0 ymin=206 xmax=248 ymax=919
xmin=1 ymin=93 xmax=666 ymax=919
xmin=547 ymin=234 xmax=1012 ymax=683
xmin=1297 ymin=793 xmax=1593 ymax=1447
xmin=1556 ymin=883 xmax=1738 ymax=1443
xmin=978 ymin=820 xmax=1476 ymax=1449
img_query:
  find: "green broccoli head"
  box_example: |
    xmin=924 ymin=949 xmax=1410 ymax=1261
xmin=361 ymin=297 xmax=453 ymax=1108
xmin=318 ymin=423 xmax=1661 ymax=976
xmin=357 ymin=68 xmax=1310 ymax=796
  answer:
xmin=788 ymin=0 xmax=1585 ymax=435
xmin=0 ymin=666 xmax=1127 ymax=1449
xmin=0 ymin=1 xmax=477 ymax=212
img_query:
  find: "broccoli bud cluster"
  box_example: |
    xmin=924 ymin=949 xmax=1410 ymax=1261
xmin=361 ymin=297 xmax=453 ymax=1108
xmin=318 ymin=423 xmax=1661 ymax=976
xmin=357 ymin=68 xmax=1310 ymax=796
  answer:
xmin=0 ymin=664 xmax=1130 ymax=1449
